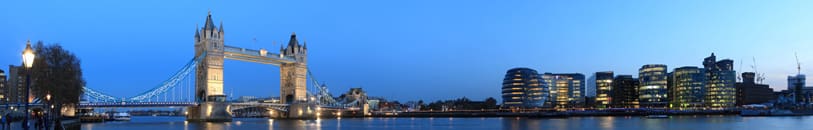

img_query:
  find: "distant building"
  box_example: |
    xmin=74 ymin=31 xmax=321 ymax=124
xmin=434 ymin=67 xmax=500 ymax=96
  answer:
xmin=594 ymin=71 xmax=613 ymax=108
xmin=788 ymin=74 xmax=805 ymax=91
xmin=703 ymin=53 xmax=737 ymax=108
xmin=586 ymin=74 xmax=596 ymax=98
xmin=501 ymin=68 xmax=548 ymax=108
xmin=788 ymin=74 xmax=805 ymax=103
xmin=0 ymin=69 xmax=5 ymax=105
xmin=543 ymin=73 xmax=585 ymax=108
xmin=639 ymin=64 xmax=669 ymax=108
xmin=611 ymin=75 xmax=638 ymax=108
xmin=671 ymin=66 xmax=706 ymax=109
xmin=7 ymin=65 xmax=29 ymax=105
xmin=736 ymin=72 xmax=775 ymax=106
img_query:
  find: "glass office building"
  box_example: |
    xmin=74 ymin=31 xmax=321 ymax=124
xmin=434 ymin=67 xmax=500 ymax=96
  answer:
xmin=639 ymin=64 xmax=669 ymax=108
xmin=703 ymin=53 xmax=737 ymax=108
xmin=502 ymin=68 xmax=548 ymax=108
xmin=672 ymin=66 xmax=706 ymax=109
xmin=595 ymin=71 xmax=613 ymax=108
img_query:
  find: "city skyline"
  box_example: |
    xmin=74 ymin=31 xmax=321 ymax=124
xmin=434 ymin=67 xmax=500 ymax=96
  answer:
xmin=3 ymin=1 xmax=813 ymax=102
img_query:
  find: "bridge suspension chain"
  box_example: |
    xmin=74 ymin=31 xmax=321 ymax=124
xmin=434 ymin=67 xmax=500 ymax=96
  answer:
xmin=82 ymin=53 xmax=205 ymax=103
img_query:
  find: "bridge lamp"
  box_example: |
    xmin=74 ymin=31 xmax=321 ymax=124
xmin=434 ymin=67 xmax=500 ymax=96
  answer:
xmin=22 ymin=42 xmax=35 ymax=68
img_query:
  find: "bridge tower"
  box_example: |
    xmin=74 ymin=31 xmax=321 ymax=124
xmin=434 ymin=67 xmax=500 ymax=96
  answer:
xmin=188 ymin=11 xmax=231 ymax=122
xmin=280 ymin=33 xmax=308 ymax=104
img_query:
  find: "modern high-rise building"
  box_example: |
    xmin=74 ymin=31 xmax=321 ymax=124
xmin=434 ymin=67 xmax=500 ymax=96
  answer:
xmin=639 ymin=64 xmax=668 ymax=108
xmin=595 ymin=71 xmax=613 ymax=108
xmin=788 ymin=74 xmax=805 ymax=91
xmin=788 ymin=74 xmax=806 ymax=103
xmin=703 ymin=53 xmax=737 ymax=108
xmin=586 ymin=74 xmax=597 ymax=98
xmin=502 ymin=68 xmax=548 ymax=108
xmin=611 ymin=75 xmax=639 ymax=108
xmin=671 ymin=66 xmax=706 ymax=109
xmin=736 ymin=72 xmax=775 ymax=106
xmin=542 ymin=73 xmax=585 ymax=108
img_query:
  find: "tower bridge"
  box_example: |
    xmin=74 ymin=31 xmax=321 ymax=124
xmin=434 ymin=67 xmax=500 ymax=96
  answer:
xmin=80 ymin=11 xmax=363 ymax=121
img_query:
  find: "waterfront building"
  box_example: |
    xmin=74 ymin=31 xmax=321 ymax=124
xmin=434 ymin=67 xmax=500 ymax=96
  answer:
xmin=788 ymin=74 xmax=805 ymax=91
xmin=543 ymin=73 xmax=585 ymax=108
xmin=594 ymin=71 xmax=613 ymax=108
xmin=501 ymin=68 xmax=548 ymax=108
xmin=736 ymin=72 xmax=775 ymax=106
xmin=639 ymin=64 xmax=668 ymax=108
xmin=586 ymin=74 xmax=596 ymax=98
xmin=703 ymin=53 xmax=737 ymax=108
xmin=788 ymin=74 xmax=805 ymax=103
xmin=671 ymin=66 xmax=706 ymax=109
xmin=611 ymin=75 xmax=639 ymax=108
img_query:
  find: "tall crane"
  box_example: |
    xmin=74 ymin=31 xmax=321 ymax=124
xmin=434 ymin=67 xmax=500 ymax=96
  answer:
xmin=796 ymin=52 xmax=802 ymax=75
xmin=752 ymin=57 xmax=766 ymax=83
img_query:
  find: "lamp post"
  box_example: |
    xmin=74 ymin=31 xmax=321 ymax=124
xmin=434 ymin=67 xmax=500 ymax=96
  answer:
xmin=21 ymin=40 xmax=35 ymax=130
xmin=45 ymin=94 xmax=50 ymax=129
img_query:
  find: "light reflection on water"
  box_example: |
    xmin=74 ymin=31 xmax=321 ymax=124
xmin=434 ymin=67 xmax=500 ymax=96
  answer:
xmin=82 ymin=116 xmax=813 ymax=130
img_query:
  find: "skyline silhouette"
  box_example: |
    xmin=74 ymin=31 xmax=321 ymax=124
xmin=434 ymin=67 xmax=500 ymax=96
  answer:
xmin=2 ymin=1 xmax=813 ymax=102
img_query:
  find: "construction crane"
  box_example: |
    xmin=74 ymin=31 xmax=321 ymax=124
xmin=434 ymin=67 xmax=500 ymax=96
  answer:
xmin=796 ymin=52 xmax=802 ymax=75
xmin=752 ymin=57 xmax=766 ymax=83
xmin=738 ymin=59 xmax=743 ymax=82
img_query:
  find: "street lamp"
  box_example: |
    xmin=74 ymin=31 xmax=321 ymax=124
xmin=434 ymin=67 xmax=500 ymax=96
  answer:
xmin=21 ymin=40 xmax=35 ymax=130
xmin=45 ymin=93 xmax=51 ymax=130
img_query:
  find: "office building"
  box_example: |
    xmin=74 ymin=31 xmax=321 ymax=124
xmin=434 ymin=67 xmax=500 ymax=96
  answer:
xmin=543 ymin=73 xmax=585 ymax=108
xmin=703 ymin=53 xmax=737 ymax=108
xmin=502 ymin=68 xmax=548 ymax=108
xmin=671 ymin=66 xmax=706 ymax=109
xmin=639 ymin=64 xmax=668 ymax=108
xmin=595 ymin=71 xmax=613 ymax=108
xmin=611 ymin=75 xmax=639 ymax=108
xmin=788 ymin=74 xmax=805 ymax=103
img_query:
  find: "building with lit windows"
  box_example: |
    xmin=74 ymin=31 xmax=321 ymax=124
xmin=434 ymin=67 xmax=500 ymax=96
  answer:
xmin=595 ymin=71 xmax=613 ymax=108
xmin=703 ymin=53 xmax=736 ymax=108
xmin=501 ymin=68 xmax=548 ymax=108
xmin=639 ymin=64 xmax=668 ymax=108
xmin=0 ymin=69 xmax=5 ymax=104
xmin=7 ymin=65 xmax=29 ymax=105
xmin=611 ymin=75 xmax=639 ymax=108
xmin=671 ymin=66 xmax=706 ymax=109
xmin=542 ymin=73 xmax=585 ymax=108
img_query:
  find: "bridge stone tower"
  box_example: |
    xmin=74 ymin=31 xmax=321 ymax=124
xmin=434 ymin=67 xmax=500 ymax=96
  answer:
xmin=194 ymin=11 xmax=226 ymax=102
xmin=188 ymin=11 xmax=231 ymax=122
xmin=280 ymin=33 xmax=308 ymax=104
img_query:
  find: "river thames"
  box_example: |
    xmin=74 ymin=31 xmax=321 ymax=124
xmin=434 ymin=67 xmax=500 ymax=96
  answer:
xmin=80 ymin=115 xmax=813 ymax=130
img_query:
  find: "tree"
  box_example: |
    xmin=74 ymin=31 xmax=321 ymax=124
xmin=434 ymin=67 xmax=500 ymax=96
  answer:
xmin=31 ymin=41 xmax=85 ymax=107
xmin=484 ymin=97 xmax=498 ymax=109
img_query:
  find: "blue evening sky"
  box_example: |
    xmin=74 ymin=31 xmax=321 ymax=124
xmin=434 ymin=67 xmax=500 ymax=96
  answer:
xmin=1 ymin=0 xmax=812 ymax=102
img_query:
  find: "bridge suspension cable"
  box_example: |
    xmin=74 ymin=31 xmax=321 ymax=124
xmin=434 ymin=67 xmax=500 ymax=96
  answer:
xmin=82 ymin=53 xmax=205 ymax=103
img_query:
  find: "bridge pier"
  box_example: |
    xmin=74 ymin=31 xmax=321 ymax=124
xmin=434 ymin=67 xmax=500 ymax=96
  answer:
xmin=284 ymin=102 xmax=319 ymax=119
xmin=186 ymin=102 xmax=232 ymax=122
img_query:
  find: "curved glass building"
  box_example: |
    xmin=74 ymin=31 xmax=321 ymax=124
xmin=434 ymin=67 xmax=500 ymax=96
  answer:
xmin=672 ymin=66 xmax=706 ymax=109
xmin=639 ymin=64 xmax=669 ymax=108
xmin=502 ymin=68 xmax=548 ymax=108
